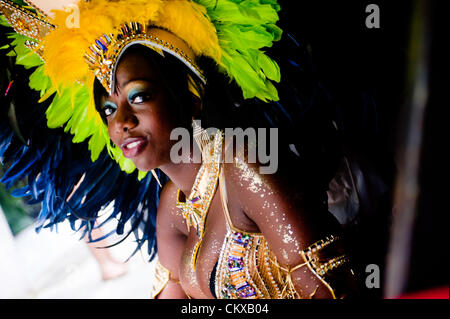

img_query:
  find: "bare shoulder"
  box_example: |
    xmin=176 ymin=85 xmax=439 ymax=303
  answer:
xmin=222 ymin=139 xmax=341 ymax=245
xmin=157 ymin=179 xmax=188 ymax=237
xmin=221 ymin=136 xmax=301 ymax=233
xmin=221 ymin=134 xmax=297 ymax=214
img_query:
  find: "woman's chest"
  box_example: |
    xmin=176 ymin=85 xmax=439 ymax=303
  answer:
xmin=179 ymin=194 xmax=228 ymax=298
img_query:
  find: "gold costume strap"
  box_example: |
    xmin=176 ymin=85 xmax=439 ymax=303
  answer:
xmin=149 ymin=260 xmax=180 ymax=299
xmin=271 ymin=235 xmax=349 ymax=299
xmin=272 ymin=260 xmax=314 ymax=299
xmin=218 ymin=161 xmax=264 ymax=236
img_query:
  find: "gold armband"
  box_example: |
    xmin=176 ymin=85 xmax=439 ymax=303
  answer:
xmin=300 ymin=235 xmax=350 ymax=298
xmin=274 ymin=235 xmax=350 ymax=299
xmin=149 ymin=260 xmax=176 ymax=299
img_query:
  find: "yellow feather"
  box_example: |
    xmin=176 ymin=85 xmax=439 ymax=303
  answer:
xmin=41 ymin=0 xmax=220 ymax=90
xmin=38 ymin=87 xmax=56 ymax=103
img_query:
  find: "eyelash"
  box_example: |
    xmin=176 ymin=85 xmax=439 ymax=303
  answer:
xmin=129 ymin=91 xmax=152 ymax=104
xmin=102 ymin=90 xmax=153 ymax=118
xmin=102 ymin=103 xmax=117 ymax=117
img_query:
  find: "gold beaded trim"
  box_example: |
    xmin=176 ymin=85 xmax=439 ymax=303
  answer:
xmin=176 ymin=130 xmax=223 ymax=238
xmin=302 ymin=235 xmax=349 ymax=276
xmin=176 ymin=130 xmax=223 ymax=271
xmin=23 ymin=0 xmax=52 ymax=20
xmin=84 ymin=22 xmax=206 ymax=95
xmin=23 ymin=39 xmax=44 ymax=59
xmin=0 ymin=0 xmax=54 ymax=41
xmin=299 ymin=235 xmax=349 ymax=298
xmin=149 ymin=260 xmax=171 ymax=299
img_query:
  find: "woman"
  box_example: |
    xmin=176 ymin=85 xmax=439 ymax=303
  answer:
xmin=0 ymin=0 xmax=356 ymax=298
xmin=94 ymin=42 xmax=355 ymax=298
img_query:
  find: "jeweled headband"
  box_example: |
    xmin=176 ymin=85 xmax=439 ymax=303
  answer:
xmin=86 ymin=23 xmax=207 ymax=95
xmin=0 ymin=0 xmax=282 ymax=175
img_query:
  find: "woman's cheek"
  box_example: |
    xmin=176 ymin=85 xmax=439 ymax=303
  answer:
xmin=106 ymin=124 xmax=115 ymax=145
xmin=107 ymin=126 xmax=121 ymax=149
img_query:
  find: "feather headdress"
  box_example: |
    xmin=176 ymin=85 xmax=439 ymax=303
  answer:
xmin=0 ymin=0 xmax=282 ymax=174
xmin=0 ymin=0 xmax=285 ymax=258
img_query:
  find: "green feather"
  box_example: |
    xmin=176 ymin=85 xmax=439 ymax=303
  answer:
xmin=46 ymin=89 xmax=73 ymax=128
xmin=138 ymin=171 xmax=148 ymax=181
xmin=4 ymin=34 xmax=43 ymax=69
xmin=258 ymin=51 xmax=280 ymax=82
xmin=220 ymin=25 xmax=274 ymax=50
xmin=197 ymin=0 xmax=282 ymax=102
xmin=200 ymin=0 xmax=279 ymax=25
xmin=109 ymin=145 xmax=136 ymax=173
xmin=0 ymin=15 xmax=10 ymax=27
xmin=29 ymin=66 xmax=52 ymax=95
xmin=264 ymin=23 xmax=283 ymax=41
xmin=88 ymin=125 xmax=108 ymax=162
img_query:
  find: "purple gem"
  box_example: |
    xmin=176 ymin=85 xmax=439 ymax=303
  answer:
xmin=96 ymin=39 xmax=107 ymax=52
xmin=190 ymin=196 xmax=201 ymax=203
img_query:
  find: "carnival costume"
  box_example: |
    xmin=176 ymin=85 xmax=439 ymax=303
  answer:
xmin=0 ymin=0 xmax=352 ymax=298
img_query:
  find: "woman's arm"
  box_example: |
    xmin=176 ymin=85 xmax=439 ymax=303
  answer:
xmin=222 ymin=152 xmax=357 ymax=298
xmin=152 ymin=180 xmax=189 ymax=299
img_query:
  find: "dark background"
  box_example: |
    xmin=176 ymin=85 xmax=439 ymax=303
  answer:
xmin=273 ymin=0 xmax=447 ymax=297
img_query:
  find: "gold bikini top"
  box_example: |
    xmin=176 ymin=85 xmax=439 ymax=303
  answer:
xmin=171 ymin=130 xmax=352 ymax=299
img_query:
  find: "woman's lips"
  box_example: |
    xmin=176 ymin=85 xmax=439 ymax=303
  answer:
xmin=120 ymin=137 xmax=148 ymax=159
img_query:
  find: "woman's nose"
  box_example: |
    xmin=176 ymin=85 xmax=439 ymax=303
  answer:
xmin=114 ymin=103 xmax=138 ymax=133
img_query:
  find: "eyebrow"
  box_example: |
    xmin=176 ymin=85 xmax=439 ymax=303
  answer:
xmin=107 ymin=77 xmax=156 ymax=100
xmin=116 ymin=77 xmax=156 ymax=91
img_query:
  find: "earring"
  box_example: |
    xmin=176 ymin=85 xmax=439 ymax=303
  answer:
xmin=151 ymin=169 xmax=162 ymax=188
xmin=192 ymin=119 xmax=210 ymax=154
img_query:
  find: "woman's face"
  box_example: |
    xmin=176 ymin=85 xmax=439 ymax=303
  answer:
xmin=99 ymin=49 xmax=182 ymax=171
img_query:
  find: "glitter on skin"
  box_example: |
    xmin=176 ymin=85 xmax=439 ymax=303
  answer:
xmin=234 ymin=157 xmax=268 ymax=194
xmin=283 ymin=233 xmax=294 ymax=244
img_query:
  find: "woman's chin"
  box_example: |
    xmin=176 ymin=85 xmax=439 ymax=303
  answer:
xmin=120 ymin=145 xmax=157 ymax=172
xmin=130 ymin=157 xmax=158 ymax=173
xmin=134 ymin=163 xmax=157 ymax=173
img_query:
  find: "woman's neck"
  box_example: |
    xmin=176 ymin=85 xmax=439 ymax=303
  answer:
xmin=160 ymin=160 xmax=201 ymax=196
xmin=159 ymin=135 xmax=202 ymax=196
